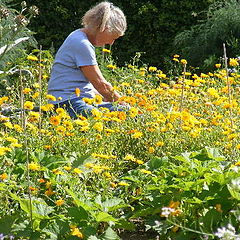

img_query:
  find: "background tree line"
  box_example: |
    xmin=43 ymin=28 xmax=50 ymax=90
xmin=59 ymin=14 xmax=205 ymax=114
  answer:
xmin=10 ymin=0 xmax=240 ymax=71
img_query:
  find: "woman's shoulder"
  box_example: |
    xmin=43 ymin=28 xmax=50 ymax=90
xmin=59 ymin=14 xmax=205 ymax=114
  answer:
xmin=67 ymin=29 xmax=90 ymax=45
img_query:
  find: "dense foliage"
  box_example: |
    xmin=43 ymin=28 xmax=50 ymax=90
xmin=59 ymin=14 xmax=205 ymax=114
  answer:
xmin=2 ymin=1 xmax=240 ymax=239
xmin=0 ymin=0 xmax=37 ymax=95
xmin=174 ymin=0 xmax=240 ymax=71
xmin=1 ymin=44 xmax=240 ymax=239
xmin=11 ymin=0 xmax=215 ymax=69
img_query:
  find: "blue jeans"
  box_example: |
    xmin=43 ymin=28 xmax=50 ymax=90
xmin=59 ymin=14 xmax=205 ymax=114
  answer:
xmin=55 ymin=97 xmax=125 ymax=119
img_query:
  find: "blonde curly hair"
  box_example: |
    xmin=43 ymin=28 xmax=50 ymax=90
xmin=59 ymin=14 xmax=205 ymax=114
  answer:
xmin=82 ymin=1 xmax=127 ymax=36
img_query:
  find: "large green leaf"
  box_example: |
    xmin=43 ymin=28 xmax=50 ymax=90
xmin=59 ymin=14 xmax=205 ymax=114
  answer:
xmin=147 ymin=156 xmax=168 ymax=170
xmin=0 ymin=214 xmax=18 ymax=234
xmin=67 ymin=206 xmax=89 ymax=222
xmin=9 ymin=193 xmax=54 ymax=220
xmin=101 ymin=198 xmax=127 ymax=212
xmin=101 ymin=227 xmax=120 ymax=240
xmin=95 ymin=212 xmax=116 ymax=223
xmin=65 ymin=188 xmax=97 ymax=211
xmin=194 ymin=147 xmax=225 ymax=161
xmin=72 ymin=153 xmax=95 ymax=168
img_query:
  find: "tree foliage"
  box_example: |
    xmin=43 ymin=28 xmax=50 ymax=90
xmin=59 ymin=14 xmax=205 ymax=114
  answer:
xmin=15 ymin=0 xmax=215 ymax=69
xmin=174 ymin=0 xmax=240 ymax=70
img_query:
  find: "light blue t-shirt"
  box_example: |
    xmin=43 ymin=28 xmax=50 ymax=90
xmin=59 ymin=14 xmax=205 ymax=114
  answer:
xmin=48 ymin=29 xmax=97 ymax=103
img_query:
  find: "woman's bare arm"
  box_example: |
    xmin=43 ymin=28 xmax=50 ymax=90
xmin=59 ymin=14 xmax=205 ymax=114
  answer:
xmin=80 ymin=65 xmax=120 ymax=102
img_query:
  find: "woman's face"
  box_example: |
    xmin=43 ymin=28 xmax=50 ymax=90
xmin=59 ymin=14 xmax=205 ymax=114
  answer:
xmin=95 ymin=30 xmax=120 ymax=47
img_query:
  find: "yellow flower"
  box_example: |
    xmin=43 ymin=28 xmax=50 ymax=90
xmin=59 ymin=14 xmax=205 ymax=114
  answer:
xmin=102 ymin=48 xmax=111 ymax=53
xmin=107 ymin=64 xmax=117 ymax=70
xmin=132 ymin=131 xmax=143 ymax=139
xmin=50 ymin=116 xmax=61 ymax=126
xmin=129 ymin=107 xmax=138 ymax=118
xmin=0 ymin=96 xmax=9 ymax=106
xmin=180 ymin=59 xmax=187 ymax=65
xmin=55 ymin=198 xmax=65 ymax=206
xmin=215 ymin=63 xmax=221 ymax=68
xmin=148 ymin=147 xmax=155 ymax=153
xmin=172 ymin=58 xmax=179 ymax=62
xmin=45 ymin=188 xmax=55 ymax=196
xmin=229 ymin=58 xmax=239 ymax=67
xmin=73 ymin=168 xmax=83 ymax=174
xmin=156 ymin=141 xmax=164 ymax=147
xmin=82 ymin=98 xmax=94 ymax=105
xmin=27 ymin=55 xmax=38 ymax=61
xmin=5 ymin=136 xmax=18 ymax=144
xmin=23 ymin=88 xmax=32 ymax=94
xmin=207 ymin=88 xmax=219 ymax=98
xmin=28 ymin=162 xmax=40 ymax=171
xmin=64 ymin=166 xmax=71 ymax=171
xmin=44 ymin=145 xmax=52 ymax=150
xmin=136 ymin=159 xmax=144 ymax=165
xmin=75 ymin=88 xmax=81 ymax=97
xmin=118 ymin=182 xmax=129 ymax=186
xmin=140 ymin=169 xmax=152 ymax=174
xmin=70 ymin=226 xmax=84 ymax=239
xmin=148 ymin=66 xmax=157 ymax=72
xmin=52 ymin=169 xmax=64 ymax=175
xmin=24 ymin=101 xmax=35 ymax=110
xmin=93 ymin=122 xmax=104 ymax=131
xmin=169 ymin=200 xmax=180 ymax=209
xmin=0 ymin=173 xmax=8 ymax=180
xmin=46 ymin=94 xmax=56 ymax=101
xmin=124 ymin=154 xmax=136 ymax=161
xmin=0 ymin=147 xmax=11 ymax=156
xmin=11 ymin=143 xmax=22 ymax=148
xmin=94 ymin=94 xmax=103 ymax=105
xmin=173 ymin=54 xmax=180 ymax=58
xmin=41 ymin=104 xmax=54 ymax=111
xmin=110 ymin=182 xmax=117 ymax=188
xmin=32 ymin=92 xmax=40 ymax=99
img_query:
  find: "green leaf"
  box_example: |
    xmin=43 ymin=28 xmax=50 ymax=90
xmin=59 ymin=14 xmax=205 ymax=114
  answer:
xmin=194 ymin=147 xmax=225 ymax=161
xmin=101 ymin=198 xmax=126 ymax=212
xmin=87 ymin=236 xmax=101 ymax=240
xmin=0 ymin=214 xmax=18 ymax=234
xmin=114 ymin=219 xmax=135 ymax=231
xmin=67 ymin=206 xmax=89 ymax=222
xmin=0 ymin=182 xmax=7 ymax=190
xmin=65 ymin=188 xmax=96 ymax=211
xmin=72 ymin=154 xmax=95 ymax=168
xmin=173 ymin=152 xmax=192 ymax=163
xmin=101 ymin=227 xmax=120 ymax=240
xmin=9 ymin=193 xmax=53 ymax=220
xmin=227 ymin=185 xmax=240 ymax=200
xmin=95 ymin=212 xmax=116 ymax=223
xmin=147 ymin=156 xmax=168 ymax=170
xmin=199 ymin=209 xmax=222 ymax=232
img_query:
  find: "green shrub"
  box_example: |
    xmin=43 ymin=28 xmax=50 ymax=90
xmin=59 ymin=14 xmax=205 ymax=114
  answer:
xmin=174 ymin=0 xmax=240 ymax=71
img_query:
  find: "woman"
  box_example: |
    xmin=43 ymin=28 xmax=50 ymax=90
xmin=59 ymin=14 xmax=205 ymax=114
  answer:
xmin=47 ymin=1 xmax=127 ymax=118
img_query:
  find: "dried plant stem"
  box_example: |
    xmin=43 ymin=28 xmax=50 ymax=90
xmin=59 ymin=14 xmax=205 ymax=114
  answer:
xmin=19 ymin=69 xmax=25 ymax=129
xmin=38 ymin=45 xmax=43 ymax=130
xmin=180 ymin=63 xmax=187 ymax=112
xmin=19 ymin=69 xmax=33 ymax=231
xmin=223 ymin=43 xmax=233 ymax=128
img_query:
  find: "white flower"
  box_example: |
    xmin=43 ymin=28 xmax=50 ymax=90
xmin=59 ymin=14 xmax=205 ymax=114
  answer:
xmin=161 ymin=207 xmax=175 ymax=218
xmin=215 ymin=224 xmax=240 ymax=240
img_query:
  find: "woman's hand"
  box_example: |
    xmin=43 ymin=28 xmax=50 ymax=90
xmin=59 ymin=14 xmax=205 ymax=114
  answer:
xmin=80 ymin=65 xmax=120 ymax=102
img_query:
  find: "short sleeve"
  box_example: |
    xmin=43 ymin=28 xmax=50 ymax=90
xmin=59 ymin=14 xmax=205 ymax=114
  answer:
xmin=72 ymin=40 xmax=97 ymax=67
